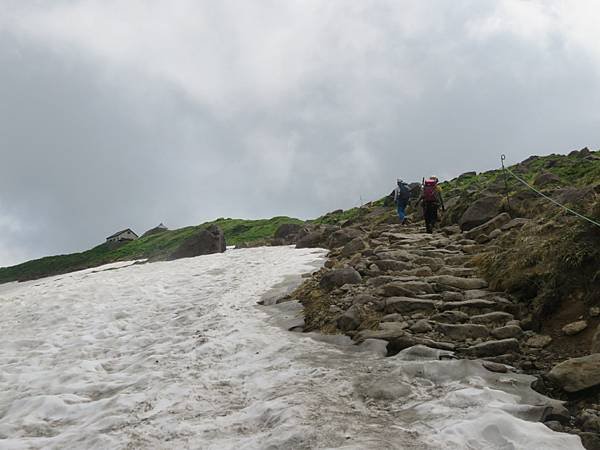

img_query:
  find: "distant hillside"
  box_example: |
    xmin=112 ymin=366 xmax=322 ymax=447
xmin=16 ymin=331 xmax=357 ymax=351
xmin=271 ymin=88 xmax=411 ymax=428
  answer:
xmin=0 ymin=216 xmax=303 ymax=284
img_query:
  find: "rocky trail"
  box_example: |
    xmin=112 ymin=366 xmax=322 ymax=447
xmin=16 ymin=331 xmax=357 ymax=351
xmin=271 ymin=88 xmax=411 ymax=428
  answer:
xmin=279 ymin=216 xmax=600 ymax=449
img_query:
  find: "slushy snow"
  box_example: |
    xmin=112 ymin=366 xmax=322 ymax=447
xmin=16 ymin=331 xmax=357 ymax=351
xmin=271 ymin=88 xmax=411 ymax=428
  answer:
xmin=0 ymin=247 xmax=584 ymax=449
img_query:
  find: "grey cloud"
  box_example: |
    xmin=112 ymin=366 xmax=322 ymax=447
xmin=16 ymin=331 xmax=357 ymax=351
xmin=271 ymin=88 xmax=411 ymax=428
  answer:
xmin=1 ymin=1 xmax=600 ymax=266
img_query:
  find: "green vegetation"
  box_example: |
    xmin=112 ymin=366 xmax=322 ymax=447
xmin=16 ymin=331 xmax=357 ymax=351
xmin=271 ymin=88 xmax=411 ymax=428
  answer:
xmin=0 ymin=216 xmax=303 ymax=284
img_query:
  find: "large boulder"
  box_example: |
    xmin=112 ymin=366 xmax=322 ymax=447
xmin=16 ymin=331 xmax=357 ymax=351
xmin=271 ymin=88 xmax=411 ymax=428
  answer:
xmin=169 ymin=225 xmax=226 ymax=259
xmin=464 ymin=213 xmax=512 ymax=240
xmin=274 ymin=223 xmax=304 ymax=242
xmin=341 ymin=237 xmax=367 ymax=257
xmin=296 ymin=230 xmax=325 ymax=249
xmin=327 ymin=228 xmax=363 ymax=249
xmin=459 ymin=195 xmax=503 ymax=231
xmin=547 ymin=354 xmax=600 ymax=393
xmin=319 ymin=268 xmax=362 ymax=290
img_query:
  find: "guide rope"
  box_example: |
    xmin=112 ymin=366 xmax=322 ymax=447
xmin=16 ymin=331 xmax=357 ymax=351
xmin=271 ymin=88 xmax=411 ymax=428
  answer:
xmin=500 ymin=154 xmax=600 ymax=229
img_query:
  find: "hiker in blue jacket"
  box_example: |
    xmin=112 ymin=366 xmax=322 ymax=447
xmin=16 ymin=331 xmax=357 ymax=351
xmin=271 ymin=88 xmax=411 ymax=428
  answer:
xmin=393 ymin=179 xmax=411 ymax=224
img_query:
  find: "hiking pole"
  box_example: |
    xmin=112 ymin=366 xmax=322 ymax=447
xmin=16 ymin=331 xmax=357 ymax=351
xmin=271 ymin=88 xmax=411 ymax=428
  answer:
xmin=500 ymin=154 xmax=512 ymax=214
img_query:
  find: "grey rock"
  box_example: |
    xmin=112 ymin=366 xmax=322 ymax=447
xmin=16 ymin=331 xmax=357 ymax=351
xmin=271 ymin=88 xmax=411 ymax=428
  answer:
xmin=441 ymin=291 xmax=465 ymax=302
xmin=328 ymin=228 xmax=363 ymax=248
xmin=296 ymin=230 xmax=325 ymax=248
xmin=482 ymin=361 xmax=509 ymax=373
xmin=426 ymin=275 xmax=488 ymax=290
xmin=437 ymin=323 xmax=489 ymax=340
xmin=562 ymin=320 xmax=588 ymax=336
xmin=464 ymin=213 xmax=512 ymax=240
xmin=500 ymin=218 xmax=530 ymax=231
xmin=383 ymin=297 xmax=439 ymax=314
xmin=169 ymin=225 xmax=226 ymax=259
xmin=491 ymin=325 xmax=523 ymax=339
xmin=547 ymin=354 xmax=600 ymax=392
xmin=579 ymin=432 xmax=600 ymax=450
xmin=488 ymin=229 xmax=502 ymax=240
xmin=377 ymin=282 xmax=416 ymax=297
xmin=374 ymin=259 xmax=414 ymax=272
xmin=319 ymin=268 xmax=362 ymax=291
xmin=337 ymin=306 xmax=361 ymax=332
xmin=466 ymin=338 xmax=520 ymax=357
xmin=471 ymin=311 xmax=514 ymax=326
xmin=410 ymin=319 xmax=433 ymax=333
xmin=431 ymin=310 xmax=470 ymax=324
xmin=274 ymin=223 xmax=304 ymax=241
xmin=526 ymin=334 xmax=553 ymax=348
xmin=459 ymin=195 xmax=503 ymax=231
xmin=341 ymin=237 xmax=367 ymax=257
xmin=439 ymin=299 xmax=498 ymax=314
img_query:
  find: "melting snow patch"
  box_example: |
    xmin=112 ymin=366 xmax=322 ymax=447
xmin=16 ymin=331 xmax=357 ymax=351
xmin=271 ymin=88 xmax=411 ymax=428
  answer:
xmin=0 ymin=247 xmax=583 ymax=449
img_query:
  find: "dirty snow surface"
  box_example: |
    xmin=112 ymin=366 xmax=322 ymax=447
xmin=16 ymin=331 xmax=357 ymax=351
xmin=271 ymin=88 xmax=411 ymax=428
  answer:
xmin=0 ymin=247 xmax=583 ymax=449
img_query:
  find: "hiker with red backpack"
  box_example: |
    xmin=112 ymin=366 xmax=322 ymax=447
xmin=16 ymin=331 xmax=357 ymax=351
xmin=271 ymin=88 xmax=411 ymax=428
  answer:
xmin=417 ymin=176 xmax=445 ymax=233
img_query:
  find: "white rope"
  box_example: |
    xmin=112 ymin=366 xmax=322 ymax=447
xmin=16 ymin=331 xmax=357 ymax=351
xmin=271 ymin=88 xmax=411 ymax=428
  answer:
xmin=503 ymin=164 xmax=600 ymax=229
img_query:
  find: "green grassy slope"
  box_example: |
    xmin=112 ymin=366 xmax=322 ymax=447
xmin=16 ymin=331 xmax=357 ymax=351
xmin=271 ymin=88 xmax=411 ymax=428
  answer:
xmin=0 ymin=216 xmax=303 ymax=284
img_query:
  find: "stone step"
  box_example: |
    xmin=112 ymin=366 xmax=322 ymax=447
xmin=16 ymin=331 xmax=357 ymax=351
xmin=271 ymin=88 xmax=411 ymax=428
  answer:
xmin=382 ymin=297 xmax=439 ymax=314
xmin=439 ymin=299 xmax=500 ymax=314
xmin=465 ymin=338 xmax=520 ymax=357
xmin=436 ymin=323 xmax=490 ymax=340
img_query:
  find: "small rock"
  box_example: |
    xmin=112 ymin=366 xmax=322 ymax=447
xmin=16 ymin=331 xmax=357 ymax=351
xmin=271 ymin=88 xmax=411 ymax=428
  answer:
xmin=431 ymin=310 xmax=470 ymax=324
xmin=337 ymin=306 xmax=361 ymax=331
xmin=410 ymin=319 xmax=432 ymax=333
xmin=590 ymin=307 xmax=600 ymax=317
xmin=482 ymin=361 xmax=508 ymax=373
xmin=319 ymin=268 xmax=362 ymax=291
xmin=562 ymin=320 xmax=588 ymax=336
xmin=526 ymin=334 xmax=552 ymax=348
xmin=492 ymin=325 xmax=523 ymax=339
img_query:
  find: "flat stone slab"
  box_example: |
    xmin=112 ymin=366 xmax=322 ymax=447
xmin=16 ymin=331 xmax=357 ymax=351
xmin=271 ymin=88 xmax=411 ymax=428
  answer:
xmin=439 ymin=299 xmax=498 ymax=313
xmin=426 ymin=275 xmax=488 ymax=290
xmin=471 ymin=311 xmax=514 ymax=325
xmin=383 ymin=297 xmax=440 ymax=314
xmin=436 ymin=323 xmax=489 ymax=340
xmin=466 ymin=338 xmax=520 ymax=357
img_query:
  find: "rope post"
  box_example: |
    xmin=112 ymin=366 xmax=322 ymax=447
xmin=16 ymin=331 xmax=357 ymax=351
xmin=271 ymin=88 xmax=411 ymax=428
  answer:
xmin=500 ymin=154 xmax=512 ymax=214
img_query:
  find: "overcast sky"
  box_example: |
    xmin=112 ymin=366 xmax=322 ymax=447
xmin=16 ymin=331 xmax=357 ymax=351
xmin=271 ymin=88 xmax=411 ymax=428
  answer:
xmin=1 ymin=0 xmax=600 ymax=266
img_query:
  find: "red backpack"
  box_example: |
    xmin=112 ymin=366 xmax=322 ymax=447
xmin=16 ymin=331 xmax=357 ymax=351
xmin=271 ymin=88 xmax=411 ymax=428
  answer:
xmin=423 ymin=179 xmax=438 ymax=202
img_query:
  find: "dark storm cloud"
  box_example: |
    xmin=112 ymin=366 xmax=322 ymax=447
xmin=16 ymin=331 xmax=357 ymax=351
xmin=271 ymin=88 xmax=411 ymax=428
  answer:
xmin=1 ymin=0 xmax=600 ymax=266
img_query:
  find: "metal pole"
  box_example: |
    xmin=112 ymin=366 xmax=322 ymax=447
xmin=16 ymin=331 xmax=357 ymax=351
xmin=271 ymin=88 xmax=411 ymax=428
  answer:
xmin=501 ymin=154 xmax=512 ymax=213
